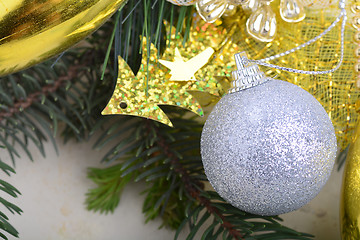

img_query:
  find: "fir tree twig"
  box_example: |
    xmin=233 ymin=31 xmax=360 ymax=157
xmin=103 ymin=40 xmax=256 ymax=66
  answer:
xmin=0 ymin=64 xmax=85 ymax=121
xmin=148 ymin=120 xmax=244 ymax=239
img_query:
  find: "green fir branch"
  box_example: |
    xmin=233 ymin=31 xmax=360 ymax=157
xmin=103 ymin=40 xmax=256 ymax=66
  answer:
xmin=107 ymin=0 xmax=194 ymax=74
xmin=0 ymin=54 xmax=89 ymax=239
xmin=86 ymin=163 xmax=134 ymax=213
xmin=0 ymin=1 xmax=318 ymax=238
xmin=0 ymin=22 xmax=115 ymax=238
xmin=86 ymin=108 xmax=314 ymax=239
xmin=0 ymin=161 xmax=21 ymax=240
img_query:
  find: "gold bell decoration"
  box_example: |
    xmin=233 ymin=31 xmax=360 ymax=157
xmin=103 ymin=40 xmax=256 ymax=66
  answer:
xmin=341 ymin=122 xmax=360 ymax=239
xmin=280 ymin=0 xmax=306 ymax=22
xmin=0 ymin=0 xmax=126 ymax=76
xmin=246 ymin=0 xmax=277 ymax=42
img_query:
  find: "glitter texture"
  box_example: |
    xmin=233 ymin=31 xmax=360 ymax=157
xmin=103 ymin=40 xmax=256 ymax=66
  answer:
xmin=102 ymin=41 xmax=204 ymax=127
xmin=201 ymin=79 xmax=337 ymax=216
xmin=159 ymin=47 xmax=215 ymax=81
xmin=163 ymin=20 xmax=240 ymax=94
xmin=102 ymin=20 xmax=240 ymax=127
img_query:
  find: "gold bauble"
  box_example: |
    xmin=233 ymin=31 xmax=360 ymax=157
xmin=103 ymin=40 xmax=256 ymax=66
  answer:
xmin=341 ymin=122 xmax=360 ymax=239
xmin=0 ymin=0 xmax=126 ymax=76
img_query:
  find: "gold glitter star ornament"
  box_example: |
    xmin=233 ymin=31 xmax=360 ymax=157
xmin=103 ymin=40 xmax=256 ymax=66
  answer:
xmin=161 ymin=20 xmax=240 ymax=91
xmin=159 ymin=47 xmax=215 ymax=81
xmin=102 ymin=42 xmax=204 ymax=127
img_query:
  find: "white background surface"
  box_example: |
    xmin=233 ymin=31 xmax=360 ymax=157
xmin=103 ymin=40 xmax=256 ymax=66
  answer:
xmin=1 ymin=137 xmax=343 ymax=240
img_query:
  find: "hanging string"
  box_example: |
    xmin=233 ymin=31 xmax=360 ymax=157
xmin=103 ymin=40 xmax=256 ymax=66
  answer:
xmin=247 ymin=0 xmax=347 ymax=75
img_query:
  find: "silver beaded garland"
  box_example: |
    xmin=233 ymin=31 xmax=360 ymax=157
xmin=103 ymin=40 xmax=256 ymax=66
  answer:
xmin=200 ymin=52 xmax=337 ymax=216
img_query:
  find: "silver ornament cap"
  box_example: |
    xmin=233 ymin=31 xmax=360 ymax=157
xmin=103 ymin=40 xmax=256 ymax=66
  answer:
xmin=201 ymin=52 xmax=337 ymax=216
xmin=228 ymin=52 xmax=269 ymax=93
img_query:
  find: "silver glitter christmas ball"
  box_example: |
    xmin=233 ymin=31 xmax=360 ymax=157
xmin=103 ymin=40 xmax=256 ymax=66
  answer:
xmin=201 ymin=79 xmax=337 ymax=216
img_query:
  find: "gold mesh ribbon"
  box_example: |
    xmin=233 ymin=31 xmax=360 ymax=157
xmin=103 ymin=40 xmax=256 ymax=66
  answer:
xmin=220 ymin=2 xmax=358 ymax=149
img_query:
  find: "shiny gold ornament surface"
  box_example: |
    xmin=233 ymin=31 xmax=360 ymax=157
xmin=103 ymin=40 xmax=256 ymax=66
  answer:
xmin=0 ymin=0 xmax=126 ymax=76
xmin=280 ymin=0 xmax=306 ymax=22
xmin=246 ymin=2 xmax=277 ymax=42
xmin=341 ymin=122 xmax=360 ymax=239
